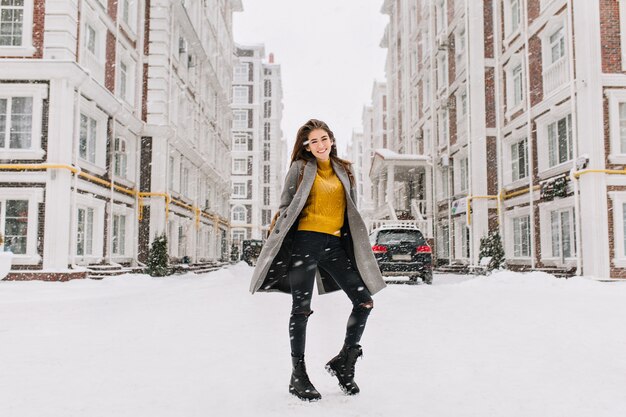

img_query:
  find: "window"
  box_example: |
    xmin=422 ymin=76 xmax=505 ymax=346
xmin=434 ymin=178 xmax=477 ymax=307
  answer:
xmin=623 ymin=203 xmax=626 ymax=256
xmin=457 ymin=89 xmax=467 ymax=132
xmin=86 ymin=24 xmax=97 ymax=55
xmin=513 ymin=216 xmax=531 ymax=257
xmin=620 ymin=103 xmax=626 ymax=154
xmin=435 ymin=0 xmax=447 ymax=34
xmin=233 ymin=87 xmax=248 ymax=105
xmin=437 ymin=54 xmax=447 ymax=91
xmin=605 ymin=90 xmax=626 ymax=162
xmin=262 ymin=209 xmax=272 ymax=226
xmin=512 ymin=64 xmax=523 ymax=107
xmin=2 ymin=199 xmax=27 ymax=254
xmin=119 ymin=61 xmax=128 ymax=102
xmin=119 ymin=0 xmax=136 ymax=33
xmin=234 ymin=64 xmax=249 ymax=83
xmin=168 ymin=156 xmax=175 ymax=190
xmin=233 ymin=134 xmax=248 ymax=151
xmin=112 ymin=214 xmax=126 ymax=255
xmin=263 ymin=187 xmax=270 ymax=206
xmin=178 ymin=224 xmax=186 ymax=256
xmin=550 ymin=208 xmax=575 ymax=259
xmin=549 ymin=28 xmax=565 ymax=65
xmin=264 ymin=79 xmax=272 ymax=97
xmin=455 ymin=26 xmax=466 ymax=66
xmin=232 ymin=183 xmax=246 ymax=198
xmin=264 ymin=100 xmax=271 ymax=118
xmin=511 ymin=138 xmax=528 ymax=182
xmin=232 ymin=206 xmax=245 ymax=222
xmin=510 ymin=0 xmax=521 ymax=33
xmin=120 ymin=0 xmax=130 ymax=26
xmin=77 ymin=207 xmax=94 ymax=256
xmin=454 ymin=218 xmax=469 ymax=259
xmin=79 ymin=113 xmax=97 ymax=163
xmin=438 ymin=110 xmax=448 ymax=147
xmin=437 ymin=224 xmax=450 ymax=258
xmin=232 ymin=229 xmax=245 ymax=244
xmin=547 ymin=114 xmax=573 ymax=167
xmin=264 ymin=122 xmax=271 ymax=141
xmin=423 ymin=75 xmax=431 ymax=109
xmin=263 ymin=165 xmax=270 ymax=183
xmin=181 ymin=166 xmax=189 ymax=196
xmin=233 ymin=158 xmax=246 ymax=174
xmin=460 ymin=90 xmax=467 ymax=118
xmin=114 ymin=138 xmax=128 ymax=178
xmin=459 ymin=157 xmax=468 ymax=193
xmin=117 ymin=55 xmax=135 ymax=105
xmin=263 ymin=143 xmax=270 ymax=162
xmin=423 ymin=128 xmax=431 ymax=154
xmin=440 ymin=168 xmax=449 ymax=199
xmin=0 ymin=0 xmax=24 ymax=46
xmin=540 ymin=19 xmax=568 ymax=95
xmin=502 ymin=0 xmax=522 ymax=39
xmin=233 ymin=110 xmax=248 ymax=129
xmin=0 ymin=96 xmax=32 ymax=149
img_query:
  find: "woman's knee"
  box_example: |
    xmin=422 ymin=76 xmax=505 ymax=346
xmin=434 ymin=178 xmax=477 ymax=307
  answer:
xmin=353 ymin=299 xmax=373 ymax=313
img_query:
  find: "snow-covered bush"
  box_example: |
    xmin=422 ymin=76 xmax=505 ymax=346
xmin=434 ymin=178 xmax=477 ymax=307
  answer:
xmin=479 ymin=230 xmax=505 ymax=271
xmin=147 ymin=233 xmax=170 ymax=277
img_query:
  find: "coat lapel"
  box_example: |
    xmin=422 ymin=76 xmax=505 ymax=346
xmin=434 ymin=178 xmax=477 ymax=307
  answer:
xmin=298 ymin=159 xmax=317 ymax=201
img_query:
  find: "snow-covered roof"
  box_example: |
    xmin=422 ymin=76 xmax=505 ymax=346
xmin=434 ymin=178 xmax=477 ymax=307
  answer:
xmin=373 ymin=148 xmax=430 ymax=161
xmin=369 ymin=149 xmax=432 ymax=178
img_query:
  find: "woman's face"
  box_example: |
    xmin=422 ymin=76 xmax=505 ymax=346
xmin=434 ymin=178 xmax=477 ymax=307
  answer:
xmin=305 ymin=128 xmax=333 ymax=162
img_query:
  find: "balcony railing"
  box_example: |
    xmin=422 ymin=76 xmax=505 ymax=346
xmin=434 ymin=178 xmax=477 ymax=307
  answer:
xmin=543 ymin=57 xmax=569 ymax=97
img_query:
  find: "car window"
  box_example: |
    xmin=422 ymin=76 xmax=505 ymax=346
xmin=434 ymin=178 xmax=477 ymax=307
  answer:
xmin=377 ymin=230 xmax=424 ymax=245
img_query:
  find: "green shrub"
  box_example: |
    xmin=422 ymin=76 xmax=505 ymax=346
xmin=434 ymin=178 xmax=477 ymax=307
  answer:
xmin=479 ymin=230 xmax=505 ymax=271
xmin=147 ymin=233 xmax=170 ymax=277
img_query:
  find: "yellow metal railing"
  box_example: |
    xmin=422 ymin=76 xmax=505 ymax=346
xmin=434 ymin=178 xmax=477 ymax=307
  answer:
xmin=0 ymin=163 xmax=223 ymax=229
xmin=466 ymin=195 xmax=500 ymax=225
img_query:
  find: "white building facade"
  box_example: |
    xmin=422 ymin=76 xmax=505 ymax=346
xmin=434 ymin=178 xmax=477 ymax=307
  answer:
xmin=372 ymin=0 xmax=626 ymax=279
xmin=0 ymin=0 xmax=241 ymax=280
xmin=230 ymin=45 xmax=285 ymax=248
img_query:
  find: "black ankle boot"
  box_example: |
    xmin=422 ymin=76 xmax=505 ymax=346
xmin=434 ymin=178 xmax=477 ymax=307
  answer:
xmin=289 ymin=355 xmax=322 ymax=401
xmin=325 ymin=344 xmax=363 ymax=395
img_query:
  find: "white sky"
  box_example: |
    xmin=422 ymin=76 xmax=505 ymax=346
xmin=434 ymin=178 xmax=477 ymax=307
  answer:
xmin=233 ymin=0 xmax=388 ymax=158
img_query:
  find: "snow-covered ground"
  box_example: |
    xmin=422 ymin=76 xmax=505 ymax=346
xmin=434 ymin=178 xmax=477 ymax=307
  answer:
xmin=1 ymin=264 xmax=625 ymax=417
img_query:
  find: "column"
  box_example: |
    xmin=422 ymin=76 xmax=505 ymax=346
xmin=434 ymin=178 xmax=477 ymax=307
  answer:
xmin=43 ymin=78 xmax=74 ymax=270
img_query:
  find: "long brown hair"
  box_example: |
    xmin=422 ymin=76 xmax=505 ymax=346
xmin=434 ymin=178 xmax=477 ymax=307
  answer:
xmin=290 ymin=119 xmax=354 ymax=185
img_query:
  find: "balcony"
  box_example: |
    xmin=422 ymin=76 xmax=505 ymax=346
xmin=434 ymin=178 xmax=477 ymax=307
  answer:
xmin=543 ymin=57 xmax=569 ymax=97
xmin=82 ymin=50 xmax=105 ymax=85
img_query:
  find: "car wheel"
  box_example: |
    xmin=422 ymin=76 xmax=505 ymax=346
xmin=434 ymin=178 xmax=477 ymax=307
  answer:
xmin=421 ymin=271 xmax=433 ymax=285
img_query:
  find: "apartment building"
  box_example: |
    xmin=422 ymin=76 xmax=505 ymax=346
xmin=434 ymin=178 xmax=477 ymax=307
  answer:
xmin=0 ymin=0 xmax=241 ymax=280
xmin=144 ymin=0 xmax=240 ymax=264
xmin=373 ymin=0 xmax=626 ymax=278
xmin=230 ymin=45 xmax=285 ymax=247
xmin=357 ymin=81 xmax=388 ymax=218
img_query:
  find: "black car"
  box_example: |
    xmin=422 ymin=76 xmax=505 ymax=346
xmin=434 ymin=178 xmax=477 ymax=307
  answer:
xmin=368 ymin=226 xmax=433 ymax=284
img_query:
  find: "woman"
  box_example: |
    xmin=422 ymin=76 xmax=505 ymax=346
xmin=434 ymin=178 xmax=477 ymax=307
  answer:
xmin=249 ymin=119 xmax=386 ymax=401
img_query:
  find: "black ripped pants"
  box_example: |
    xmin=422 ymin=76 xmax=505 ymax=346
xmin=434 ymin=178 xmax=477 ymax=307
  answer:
xmin=288 ymin=230 xmax=373 ymax=357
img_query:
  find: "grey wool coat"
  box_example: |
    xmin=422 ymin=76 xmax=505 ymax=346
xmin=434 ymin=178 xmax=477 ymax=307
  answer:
xmin=249 ymin=158 xmax=386 ymax=295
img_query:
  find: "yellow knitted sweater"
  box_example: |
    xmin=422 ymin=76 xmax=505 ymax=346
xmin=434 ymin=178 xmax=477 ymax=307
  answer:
xmin=297 ymin=159 xmax=346 ymax=237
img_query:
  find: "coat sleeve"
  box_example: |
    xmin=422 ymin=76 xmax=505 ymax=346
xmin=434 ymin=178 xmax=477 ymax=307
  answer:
xmin=278 ymin=160 xmax=301 ymax=213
